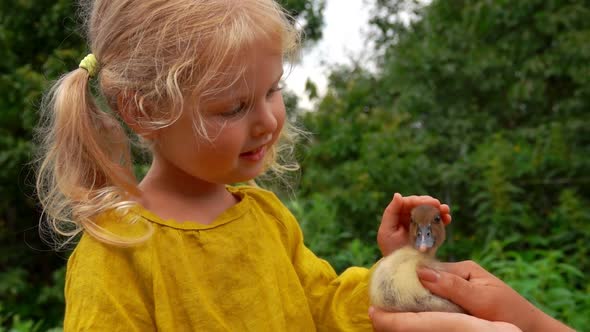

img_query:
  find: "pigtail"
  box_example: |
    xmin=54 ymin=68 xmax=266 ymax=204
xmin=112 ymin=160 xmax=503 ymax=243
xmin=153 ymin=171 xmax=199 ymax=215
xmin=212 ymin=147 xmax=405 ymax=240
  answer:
xmin=36 ymin=66 xmax=150 ymax=248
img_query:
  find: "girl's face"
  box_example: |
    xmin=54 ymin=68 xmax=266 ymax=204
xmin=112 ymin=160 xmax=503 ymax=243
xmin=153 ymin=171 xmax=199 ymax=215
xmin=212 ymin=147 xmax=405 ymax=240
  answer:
xmin=152 ymin=41 xmax=286 ymax=186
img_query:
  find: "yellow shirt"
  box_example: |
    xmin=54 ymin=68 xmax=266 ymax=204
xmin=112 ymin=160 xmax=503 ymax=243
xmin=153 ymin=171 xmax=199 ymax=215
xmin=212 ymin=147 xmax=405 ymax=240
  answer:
xmin=64 ymin=186 xmax=374 ymax=331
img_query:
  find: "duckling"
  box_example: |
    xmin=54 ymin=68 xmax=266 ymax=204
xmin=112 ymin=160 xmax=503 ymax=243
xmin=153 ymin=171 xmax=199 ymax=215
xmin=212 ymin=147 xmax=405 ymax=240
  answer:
xmin=369 ymin=204 xmax=463 ymax=313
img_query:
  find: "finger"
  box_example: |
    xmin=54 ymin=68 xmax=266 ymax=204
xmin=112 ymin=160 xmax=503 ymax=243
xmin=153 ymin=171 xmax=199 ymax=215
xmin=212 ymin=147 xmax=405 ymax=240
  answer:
xmin=402 ymin=195 xmax=441 ymax=212
xmin=492 ymin=322 xmax=523 ymax=332
xmin=381 ymin=193 xmax=404 ymax=229
xmin=436 ymin=261 xmax=490 ymax=280
xmin=443 ymin=214 xmax=452 ymax=225
xmin=418 ymin=268 xmax=477 ymax=311
xmin=370 ymin=308 xmax=497 ymax=332
xmin=420 ymin=195 xmax=441 ymax=206
xmin=439 ymin=204 xmax=452 ymax=225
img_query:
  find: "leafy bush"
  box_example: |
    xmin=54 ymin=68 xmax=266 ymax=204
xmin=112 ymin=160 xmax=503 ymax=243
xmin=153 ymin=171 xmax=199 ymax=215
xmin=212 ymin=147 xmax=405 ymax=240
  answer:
xmin=288 ymin=195 xmax=379 ymax=272
xmin=0 ymin=267 xmax=65 ymax=331
xmin=295 ymin=0 xmax=590 ymax=328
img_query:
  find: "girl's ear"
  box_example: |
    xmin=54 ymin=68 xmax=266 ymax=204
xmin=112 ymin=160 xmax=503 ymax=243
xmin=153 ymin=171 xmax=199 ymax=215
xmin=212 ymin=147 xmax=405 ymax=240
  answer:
xmin=116 ymin=91 xmax=158 ymax=139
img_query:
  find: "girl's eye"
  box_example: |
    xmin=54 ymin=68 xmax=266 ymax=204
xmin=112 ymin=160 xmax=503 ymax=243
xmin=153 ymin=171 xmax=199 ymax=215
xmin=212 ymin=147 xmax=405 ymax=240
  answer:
xmin=221 ymin=102 xmax=247 ymax=117
xmin=267 ymin=85 xmax=283 ymax=97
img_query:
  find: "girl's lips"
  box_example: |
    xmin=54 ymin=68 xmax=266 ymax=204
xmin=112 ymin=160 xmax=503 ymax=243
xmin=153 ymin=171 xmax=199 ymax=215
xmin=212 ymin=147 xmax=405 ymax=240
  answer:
xmin=240 ymin=146 xmax=266 ymax=161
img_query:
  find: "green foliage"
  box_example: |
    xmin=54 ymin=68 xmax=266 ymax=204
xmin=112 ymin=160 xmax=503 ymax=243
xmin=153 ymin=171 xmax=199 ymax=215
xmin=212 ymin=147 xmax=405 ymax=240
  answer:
xmin=288 ymin=194 xmax=379 ymax=272
xmin=0 ymin=267 xmax=65 ymax=331
xmin=294 ymin=0 xmax=590 ymax=329
xmin=0 ymin=1 xmax=83 ymax=330
xmin=474 ymin=237 xmax=590 ymax=330
xmin=278 ymin=0 xmax=326 ymax=45
xmin=0 ymin=312 xmax=62 ymax=332
xmin=0 ymin=314 xmax=44 ymax=332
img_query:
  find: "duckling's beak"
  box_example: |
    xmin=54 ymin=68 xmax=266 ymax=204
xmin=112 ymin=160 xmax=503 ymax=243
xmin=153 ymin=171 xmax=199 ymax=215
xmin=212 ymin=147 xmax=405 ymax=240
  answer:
xmin=415 ymin=224 xmax=435 ymax=253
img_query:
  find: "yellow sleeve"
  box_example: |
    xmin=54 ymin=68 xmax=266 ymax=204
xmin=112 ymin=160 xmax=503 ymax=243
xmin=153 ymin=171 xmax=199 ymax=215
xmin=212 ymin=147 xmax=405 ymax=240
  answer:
xmin=64 ymin=234 xmax=155 ymax=332
xmin=276 ymin=203 xmax=375 ymax=331
xmin=294 ymin=248 xmax=376 ymax=331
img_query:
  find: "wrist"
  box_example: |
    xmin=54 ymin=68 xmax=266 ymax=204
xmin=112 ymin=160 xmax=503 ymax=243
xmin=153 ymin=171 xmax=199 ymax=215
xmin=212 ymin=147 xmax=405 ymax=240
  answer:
xmin=524 ymin=307 xmax=575 ymax=332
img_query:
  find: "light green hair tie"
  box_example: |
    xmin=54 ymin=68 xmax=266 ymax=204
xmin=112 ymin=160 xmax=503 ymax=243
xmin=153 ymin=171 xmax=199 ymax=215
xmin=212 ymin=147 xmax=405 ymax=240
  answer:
xmin=79 ymin=54 xmax=99 ymax=77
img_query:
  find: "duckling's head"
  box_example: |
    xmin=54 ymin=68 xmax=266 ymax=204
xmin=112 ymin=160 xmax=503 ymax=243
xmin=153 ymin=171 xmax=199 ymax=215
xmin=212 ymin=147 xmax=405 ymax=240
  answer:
xmin=409 ymin=205 xmax=445 ymax=256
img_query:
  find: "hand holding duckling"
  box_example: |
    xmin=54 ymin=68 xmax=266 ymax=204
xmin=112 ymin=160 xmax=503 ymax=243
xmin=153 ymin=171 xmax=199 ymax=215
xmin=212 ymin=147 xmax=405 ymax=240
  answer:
xmin=369 ymin=194 xmax=575 ymax=332
xmin=377 ymin=193 xmax=451 ymax=257
xmin=369 ymin=307 xmax=522 ymax=332
xmin=369 ymin=261 xmax=575 ymax=332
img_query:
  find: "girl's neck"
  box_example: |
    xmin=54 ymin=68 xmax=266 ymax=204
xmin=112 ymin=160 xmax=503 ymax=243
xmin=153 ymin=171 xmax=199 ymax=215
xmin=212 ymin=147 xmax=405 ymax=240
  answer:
xmin=134 ymin=157 xmax=239 ymax=224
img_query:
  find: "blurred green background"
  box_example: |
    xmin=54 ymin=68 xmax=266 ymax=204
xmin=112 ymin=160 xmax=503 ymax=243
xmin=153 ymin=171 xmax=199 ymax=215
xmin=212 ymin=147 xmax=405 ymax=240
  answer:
xmin=1 ymin=0 xmax=588 ymax=331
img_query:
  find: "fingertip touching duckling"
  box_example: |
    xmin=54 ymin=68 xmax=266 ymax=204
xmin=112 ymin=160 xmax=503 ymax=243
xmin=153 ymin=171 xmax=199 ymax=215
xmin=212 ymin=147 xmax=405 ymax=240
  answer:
xmin=369 ymin=204 xmax=464 ymax=313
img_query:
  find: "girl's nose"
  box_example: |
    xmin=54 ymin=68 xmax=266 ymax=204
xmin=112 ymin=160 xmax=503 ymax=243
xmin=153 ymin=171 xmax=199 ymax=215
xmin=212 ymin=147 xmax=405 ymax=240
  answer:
xmin=252 ymin=103 xmax=278 ymax=137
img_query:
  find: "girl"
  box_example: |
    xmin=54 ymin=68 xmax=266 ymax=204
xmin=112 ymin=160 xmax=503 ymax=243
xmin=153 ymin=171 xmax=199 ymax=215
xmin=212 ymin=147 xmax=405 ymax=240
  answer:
xmin=35 ymin=0 xmax=450 ymax=330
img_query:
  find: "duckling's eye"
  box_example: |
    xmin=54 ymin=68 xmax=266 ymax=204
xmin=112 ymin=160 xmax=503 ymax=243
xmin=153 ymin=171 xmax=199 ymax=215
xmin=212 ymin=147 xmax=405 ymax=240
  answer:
xmin=433 ymin=215 xmax=441 ymax=223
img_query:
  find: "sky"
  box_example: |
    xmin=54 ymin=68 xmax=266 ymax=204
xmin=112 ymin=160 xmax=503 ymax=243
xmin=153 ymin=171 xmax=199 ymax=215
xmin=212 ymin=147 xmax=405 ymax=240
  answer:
xmin=284 ymin=0 xmax=373 ymax=109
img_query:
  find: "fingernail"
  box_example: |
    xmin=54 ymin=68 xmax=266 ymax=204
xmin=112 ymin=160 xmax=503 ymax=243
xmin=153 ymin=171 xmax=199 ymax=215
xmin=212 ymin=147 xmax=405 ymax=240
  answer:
xmin=417 ymin=267 xmax=440 ymax=282
xmin=368 ymin=306 xmax=375 ymax=318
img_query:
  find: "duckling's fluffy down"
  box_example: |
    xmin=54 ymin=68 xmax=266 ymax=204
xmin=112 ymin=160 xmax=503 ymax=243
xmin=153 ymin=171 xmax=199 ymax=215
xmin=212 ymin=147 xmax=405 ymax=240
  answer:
xmin=369 ymin=247 xmax=463 ymax=313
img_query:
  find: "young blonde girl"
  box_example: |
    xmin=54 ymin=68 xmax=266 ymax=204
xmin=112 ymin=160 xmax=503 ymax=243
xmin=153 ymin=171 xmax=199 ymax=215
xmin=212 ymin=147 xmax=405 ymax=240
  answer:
xmin=36 ymin=0 xmax=450 ymax=330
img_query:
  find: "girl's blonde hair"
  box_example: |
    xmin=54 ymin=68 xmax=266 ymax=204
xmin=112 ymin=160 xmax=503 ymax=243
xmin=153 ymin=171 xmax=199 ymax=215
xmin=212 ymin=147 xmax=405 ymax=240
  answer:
xmin=36 ymin=0 xmax=301 ymax=247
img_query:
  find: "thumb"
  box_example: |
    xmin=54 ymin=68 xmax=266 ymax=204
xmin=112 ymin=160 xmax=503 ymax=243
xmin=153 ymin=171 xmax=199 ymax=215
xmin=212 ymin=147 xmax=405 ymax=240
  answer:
xmin=377 ymin=193 xmax=408 ymax=255
xmin=380 ymin=193 xmax=403 ymax=230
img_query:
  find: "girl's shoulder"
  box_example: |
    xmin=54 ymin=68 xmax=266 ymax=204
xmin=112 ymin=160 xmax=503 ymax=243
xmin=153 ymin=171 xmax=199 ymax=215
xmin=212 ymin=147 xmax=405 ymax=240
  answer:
xmin=228 ymin=184 xmax=299 ymax=230
xmin=227 ymin=185 xmax=292 ymax=218
xmin=67 ymin=209 xmax=154 ymax=280
xmin=91 ymin=205 xmax=154 ymax=238
xmin=227 ymin=185 xmax=303 ymax=251
xmin=227 ymin=184 xmax=281 ymax=204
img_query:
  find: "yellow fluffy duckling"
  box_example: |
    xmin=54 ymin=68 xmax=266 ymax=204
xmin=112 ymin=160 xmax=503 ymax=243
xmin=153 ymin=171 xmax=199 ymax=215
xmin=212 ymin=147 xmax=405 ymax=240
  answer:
xmin=369 ymin=205 xmax=463 ymax=313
